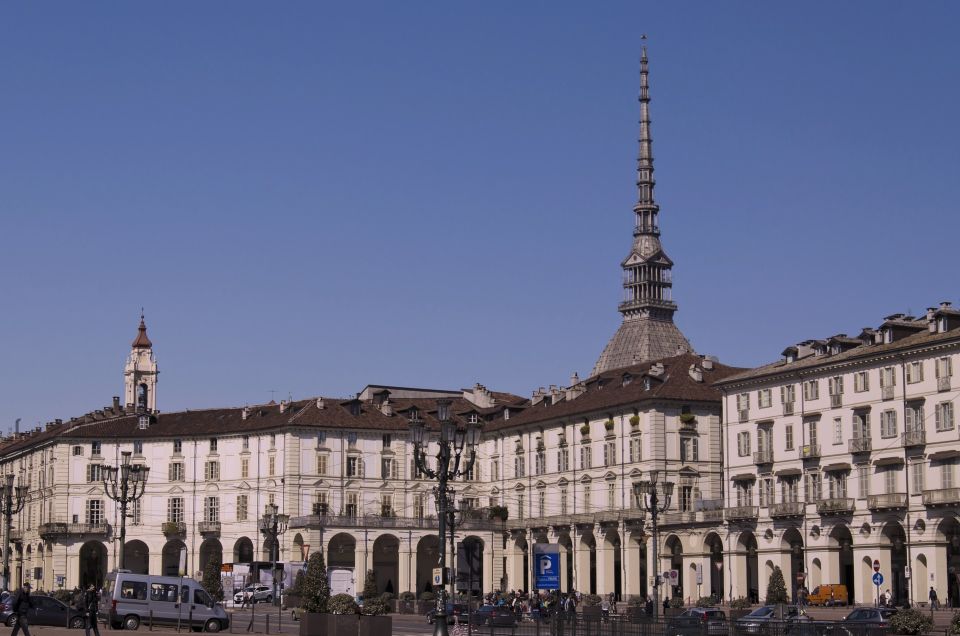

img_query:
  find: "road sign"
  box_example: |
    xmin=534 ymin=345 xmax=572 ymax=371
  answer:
xmin=873 ymin=560 xmax=881 ymax=573
xmin=904 ymin=566 xmax=912 ymax=579
xmin=432 ymin=567 xmax=448 ymax=586
xmin=669 ymin=569 xmax=679 ymax=584
xmin=796 ymin=572 xmax=807 ymax=583
xmin=533 ymin=543 xmax=560 ymax=589
xmin=695 ymin=564 xmax=703 ymax=585
xmin=872 ymin=572 xmax=884 ymax=587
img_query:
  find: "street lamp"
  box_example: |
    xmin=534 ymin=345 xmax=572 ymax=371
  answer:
xmin=2 ymin=475 xmax=27 ymax=589
xmin=633 ymin=470 xmax=674 ymax=621
xmin=409 ymin=399 xmax=481 ymax=636
xmin=260 ymin=503 xmax=289 ymax=615
xmin=103 ymin=451 xmax=150 ymax=570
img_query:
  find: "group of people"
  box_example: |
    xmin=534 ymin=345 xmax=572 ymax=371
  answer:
xmin=7 ymin=582 xmax=101 ymax=636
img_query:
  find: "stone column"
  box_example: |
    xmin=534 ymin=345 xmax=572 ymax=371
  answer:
xmin=398 ymin=537 xmax=412 ymax=596
xmin=482 ymin=533 xmax=494 ymax=593
xmin=623 ymin=525 xmax=639 ymax=599
xmin=573 ymin=525 xmax=592 ymax=593
xmin=596 ymin=524 xmax=613 ymax=595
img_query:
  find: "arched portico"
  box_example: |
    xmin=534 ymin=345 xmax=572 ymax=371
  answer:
xmin=416 ymin=535 xmax=439 ymax=594
xmin=162 ymin=539 xmax=187 ymax=576
xmin=79 ymin=541 xmax=107 ymax=589
xmin=372 ymin=534 xmax=399 ymax=595
xmin=233 ymin=537 xmax=254 ymax=563
xmin=703 ymin=532 xmax=723 ymax=601
xmin=200 ymin=538 xmax=223 ymax=571
xmin=123 ymin=540 xmax=149 ymax=575
xmin=459 ymin=536 xmax=484 ymax=596
xmin=781 ymin=528 xmax=804 ymax=602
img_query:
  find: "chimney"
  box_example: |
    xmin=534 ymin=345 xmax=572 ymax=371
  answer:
xmin=570 ymin=372 xmax=579 ymax=386
xmin=316 ymin=398 xmax=325 ymax=410
xmin=941 ymin=301 xmax=953 ymax=310
xmin=241 ymin=407 xmax=250 ymax=421
xmin=381 ymin=400 xmax=394 ymax=417
xmin=113 ymin=396 xmax=121 ymax=410
xmin=280 ymin=400 xmax=288 ymax=414
xmin=701 ymin=357 xmax=714 ymax=370
xmin=688 ymin=365 xmax=703 ymax=383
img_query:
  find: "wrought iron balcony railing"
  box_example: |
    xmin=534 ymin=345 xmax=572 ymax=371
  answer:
xmin=867 ymin=493 xmax=907 ymax=511
xmin=769 ymin=501 xmax=805 ymax=518
xmin=817 ymin=498 xmax=855 ymax=515
xmin=922 ymin=488 xmax=960 ymax=506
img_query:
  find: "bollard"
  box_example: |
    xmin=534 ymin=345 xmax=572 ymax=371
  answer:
xmin=266 ymin=613 xmax=271 ymax=635
xmin=189 ymin=609 xmax=193 ymax=633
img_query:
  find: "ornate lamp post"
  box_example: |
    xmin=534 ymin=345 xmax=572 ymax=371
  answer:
xmin=633 ymin=470 xmax=674 ymax=621
xmin=409 ymin=399 xmax=481 ymax=636
xmin=2 ymin=475 xmax=27 ymax=589
xmin=103 ymin=451 xmax=150 ymax=570
xmin=260 ymin=503 xmax=289 ymax=613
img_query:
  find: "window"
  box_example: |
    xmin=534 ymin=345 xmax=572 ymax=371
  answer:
xmin=168 ymin=463 xmax=184 ymax=482
xmin=780 ymin=384 xmax=796 ymax=404
xmin=268 ymin=456 xmax=276 ymax=476
xmin=558 ymin=448 xmax=570 ymax=472
xmin=883 ymin=467 xmax=897 ymax=494
xmin=73 ymin=446 xmax=83 ymax=456
xmin=237 ymin=495 xmax=248 ymax=521
xmin=382 ymin=434 xmax=392 ymax=448
xmin=828 ymin=376 xmax=844 ymax=395
xmin=345 ymin=492 xmax=359 ymax=517
xmin=580 ymin=445 xmax=592 ymax=470
xmin=514 ymin=454 xmax=526 ymax=478
xmin=785 ymin=425 xmax=795 ymax=451
xmin=737 ymin=393 xmax=750 ymax=412
xmin=943 ymin=461 xmax=956 ymax=489
xmin=535 ymin=451 xmax=546 ymax=475
xmin=242 ymin=436 xmax=249 ymax=451
xmin=209 ymin=438 xmax=218 ymax=452
xmin=380 ymin=493 xmax=394 ymax=517
xmin=781 ymin=478 xmax=799 ymax=503
xmin=680 ymin=437 xmax=699 ymax=463
xmin=936 ymin=357 xmax=954 ymax=379
xmin=833 ymin=418 xmax=842 ymax=445
xmin=853 ymin=412 xmax=870 ymax=441
xmin=880 ymin=367 xmax=897 ymax=388
xmin=204 ymin=461 xmax=220 ymax=481
xmin=86 ymin=464 xmax=105 ymax=483
xmin=168 ymin=497 xmax=184 ymax=523
xmin=911 ymin=461 xmax=925 ymax=493
xmin=906 ymin=361 xmax=924 ymax=384
xmin=313 ymin=492 xmax=329 ymax=515
xmin=133 ymin=440 xmax=143 ymax=455
xmin=316 ymin=454 xmax=327 ymax=476
xmin=414 ymin=494 xmax=426 ymax=519
xmin=858 ymin=465 xmax=871 ymax=498
xmin=827 ymin=472 xmax=848 ymax=498
xmin=758 ymin=389 xmax=772 ymax=409
xmin=173 ymin=439 xmax=182 ymax=455
xmin=936 ymin=402 xmax=955 ymax=432
xmin=91 ymin=441 xmax=102 ymax=456
xmin=204 ymin=496 xmax=220 ymax=523
xmin=807 ymin=420 xmax=818 ymax=449
xmin=603 ymin=441 xmax=616 ymax=466
xmin=629 ymin=436 xmax=641 ymax=463
xmin=346 ymin=456 xmax=362 ymax=477
xmin=582 ymin=485 xmax=591 ymax=512
xmin=518 ymin=493 xmax=525 ymax=520
xmin=881 ymin=411 xmax=898 ymax=438
xmin=606 ymin=482 xmax=616 ymax=509
xmin=241 ymin=457 xmax=249 ymax=479
xmin=854 ymin=371 xmax=870 ymax=392
xmin=759 ymin=478 xmax=774 ymax=507
xmin=560 ymin=488 xmax=568 ymax=515
xmin=491 ymin=459 xmax=499 ymax=481
xmin=539 ymin=490 xmax=546 ymax=517
xmin=120 ymin=581 xmax=147 ymax=601
xmin=905 ymin=403 xmax=925 ymax=431
xmin=737 ymin=431 xmax=751 ymax=457
xmin=86 ymin=499 xmax=104 ymax=525
xmin=381 ymin=457 xmax=398 ymax=480
xmin=735 ymin=482 xmax=752 ymax=507
xmin=805 ymin=472 xmax=822 ymax=500
xmin=803 ymin=380 xmax=819 ymax=401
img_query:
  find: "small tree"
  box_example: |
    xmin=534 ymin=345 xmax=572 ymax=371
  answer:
xmin=301 ymin=550 xmax=330 ymax=613
xmin=362 ymin=569 xmax=378 ymax=601
xmin=765 ymin=566 xmax=788 ymax=604
xmin=201 ymin=552 xmax=224 ymax=602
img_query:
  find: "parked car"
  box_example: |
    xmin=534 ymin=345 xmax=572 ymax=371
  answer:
xmin=807 ymin=585 xmax=849 ymax=607
xmin=736 ymin=605 xmax=804 ymax=635
xmin=2 ymin=594 xmax=86 ymax=629
xmin=667 ymin=608 xmax=728 ymax=636
xmin=100 ymin=571 xmax=229 ymax=632
xmin=233 ymin=585 xmax=273 ymax=605
xmin=426 ymin=603 xmax=468 ymax=625
xmin=469 ymin=606 xmax=518 ymax=627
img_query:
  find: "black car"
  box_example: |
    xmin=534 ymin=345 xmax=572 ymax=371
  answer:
xmin=469 ymin=606 xmax=518 ymax=627
xmin=1 ymin=594 xmax=86 ymax=629
xmin=426 ymin=603 xmax=469 ymax=625
xmin=667 ymin=608 xmax=728 ymax=636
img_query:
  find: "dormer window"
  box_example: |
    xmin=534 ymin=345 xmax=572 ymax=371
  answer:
xmin=643 ymin=377 xmax=652 ymax=391
xmin=883 ymin=329 xmax=893 ymax=344
xmin=209 ymin=438 xmax=218 ymax=453
xmin=349 ymin=402 xmax=361 ymax=416
xmin=409 ymin=408 xmax=419 ymax=420
xmin=622 ymin=373 xmax=633 ymax=387
xmin=468 ymin=413 xmax=479 ymax=424
xmin=940 ymin=317 xmax=948 ymax=333
xmin=786 ymin=353 xmax=796 ymax=363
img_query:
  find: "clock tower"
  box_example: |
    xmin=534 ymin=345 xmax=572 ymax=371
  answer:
xmin=124 ymin=313 xmax=158 ymax=412
xmin=591 ymin=45 xmax=693 ymax=376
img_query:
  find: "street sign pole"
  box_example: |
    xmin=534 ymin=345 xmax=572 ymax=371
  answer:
xmin=872 ymin=571 xmax=884 ymax=607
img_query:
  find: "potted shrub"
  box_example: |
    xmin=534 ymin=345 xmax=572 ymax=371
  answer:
xmin=398 ymin=591 xmax=415 ymax=614
xmin=889 ymin=608 xmax=933 ymax=635
xmin=664 ymin=595 xmax=685 ymax=617
xmin=695 ymin=595 xmax=716 ymax=608
xmin=580 ymin=423 xmax=591 ymax=437
xmin=327 ymin=594 xmax=360 ymax=635
xmin=298 ymin=550 xmax=331 ymax=636
xmin=357 ymin=571 xmax=391 ymax=636
xmin=627 ymin=596 xmax=648 ymax=623
xmin=679 ymin=413 xmax=696 ymax=424
xmin=629 ymin=415 xmax=640 ymax=428
xmin=729 ymin=596 xmax=752 ymax=620
xmin=604 ymin=419 xmax=615 ymax=432
xmin=582 ymin=594 xmax=603 ymax=619
xmin=417 ymin=590 xmax=436 ymax=615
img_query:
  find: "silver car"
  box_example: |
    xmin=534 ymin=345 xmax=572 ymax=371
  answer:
xmin=233 ymin=585 xmax=272 ymax=604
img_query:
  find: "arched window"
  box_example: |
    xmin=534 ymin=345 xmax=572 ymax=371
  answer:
xmin=137 ymin=383 xmax=149 ymax=410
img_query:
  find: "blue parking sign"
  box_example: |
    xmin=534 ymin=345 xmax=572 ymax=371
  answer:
xmin=533 ymin=544 xmax=560 ymax=589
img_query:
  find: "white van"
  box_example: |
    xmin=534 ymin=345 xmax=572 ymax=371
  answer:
xmin=100 ymin=571 xmax=230 ymax=632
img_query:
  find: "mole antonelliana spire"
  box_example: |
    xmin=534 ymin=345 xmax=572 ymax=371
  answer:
xmin=591 ymin=42 xmax=693 ymax=376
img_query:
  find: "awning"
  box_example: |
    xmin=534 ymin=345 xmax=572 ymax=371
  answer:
xmin=873 ymin=456 xmax=905 ymax=467
xmin=929 ymin=449 xmax=960 ymax=461
xmin=775 ymin=468 xmax=803 ymax=477
xmin=731 ymin=473 xmax=756 ymax=481
xmin=824 ymin=463 xmax=852 ymax=472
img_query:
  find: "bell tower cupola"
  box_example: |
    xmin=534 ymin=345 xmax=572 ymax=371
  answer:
xmin=124 ymin=313 xmax=158 ymax=412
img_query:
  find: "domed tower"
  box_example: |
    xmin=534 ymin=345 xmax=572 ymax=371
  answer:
xmin=124 ymin=313 xmax=158 ymax=412
xmin=592 ymin=45 xmax=693 ymax=376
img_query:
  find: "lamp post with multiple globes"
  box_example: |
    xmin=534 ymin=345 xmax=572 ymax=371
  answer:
xmin=633 ymin=470 xmax=674 ymax=621
xmin=102 ymin=451 xmax=150 ymax=570
xmin=409 ymin=399 xmax=481 ymax=636
xmin=1 ymin=475 xmax=27 ymax=589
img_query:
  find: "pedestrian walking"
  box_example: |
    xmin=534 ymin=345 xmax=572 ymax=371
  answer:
xmin=10 ymin=583 xmax=34 ymax=636
xmin=240 ymin=589 xmax=250 ymax=610
xmin=83 ymin=584 xmax=101 ymax=636
xmin=930 ymin=586 xmax=939 ymax=610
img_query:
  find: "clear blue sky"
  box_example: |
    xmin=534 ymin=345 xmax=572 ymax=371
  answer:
xmin=2 ymin=2 xmax=959 ymax=429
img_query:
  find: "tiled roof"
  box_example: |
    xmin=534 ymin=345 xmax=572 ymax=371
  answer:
xmin=717 ymin=326 xmax=960 ymax=386
xmin=131 ymin=316 xmax=152 ymax=349
xmin=487 ymin=353 xmax=743 ymax=432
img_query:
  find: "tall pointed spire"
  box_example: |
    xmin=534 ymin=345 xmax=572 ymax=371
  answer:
xmin=591 ymin=41 xmax=693 ymax=376
xmin=132 ymin=311 xmax=153 ymax=349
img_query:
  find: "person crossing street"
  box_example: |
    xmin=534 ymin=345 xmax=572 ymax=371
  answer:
xmin=83 ymin=584 xmax=101 ymax=636
xmin=10 ymin=583 xmax=34 ymax=636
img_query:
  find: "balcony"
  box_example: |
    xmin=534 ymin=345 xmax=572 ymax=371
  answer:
xmin=938 ymin=377 xmax=951 ymax=392
xmin=867 ymin=493 xmax=908 ymax=511
xmin=8 ymin=529 xmax=22 ymax=542
xmin=725 ymin=506 xmax=758 ymax=522
xmin=769 ymin=501 xmax=805 ymax=519
xmin=922 ymin=488 xmax=960 ymax=507
xmin=659 ymin=512 xmax=698 ymax=526
xmin=830 ymin=394 xmax=843 ymax=408
xmin=162 ymin=521 xmax=187 ymax=536
xmin=198 ymin=521 xmax=221 ymax=536
xmin=38 ymin=522 xmax=109 ymax=540
xmin=739 ymin=410 xmax=750 ymax=423
xmin=817 ymin=498 xmax=855 ymax=515
xmin=801 ymin=445 xmax=821 ymax=459
xmin=753 ymin=450 xmax=773 ymax=465
xmin=290 ymin=513 xmax=506 ymax=532
xmin=902 ymin=430 xmax=926 ymax=447
xmin=848 ymin=438 xmax=872 ymax=453
xmin=783 ymin=402 xmax=795 ymax=416
xmin=882 ymin=386 xmax=895 ymax=401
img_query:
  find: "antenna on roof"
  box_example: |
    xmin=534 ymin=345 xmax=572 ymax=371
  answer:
xmin=268 ymin=389 xmax=277 ymax=402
